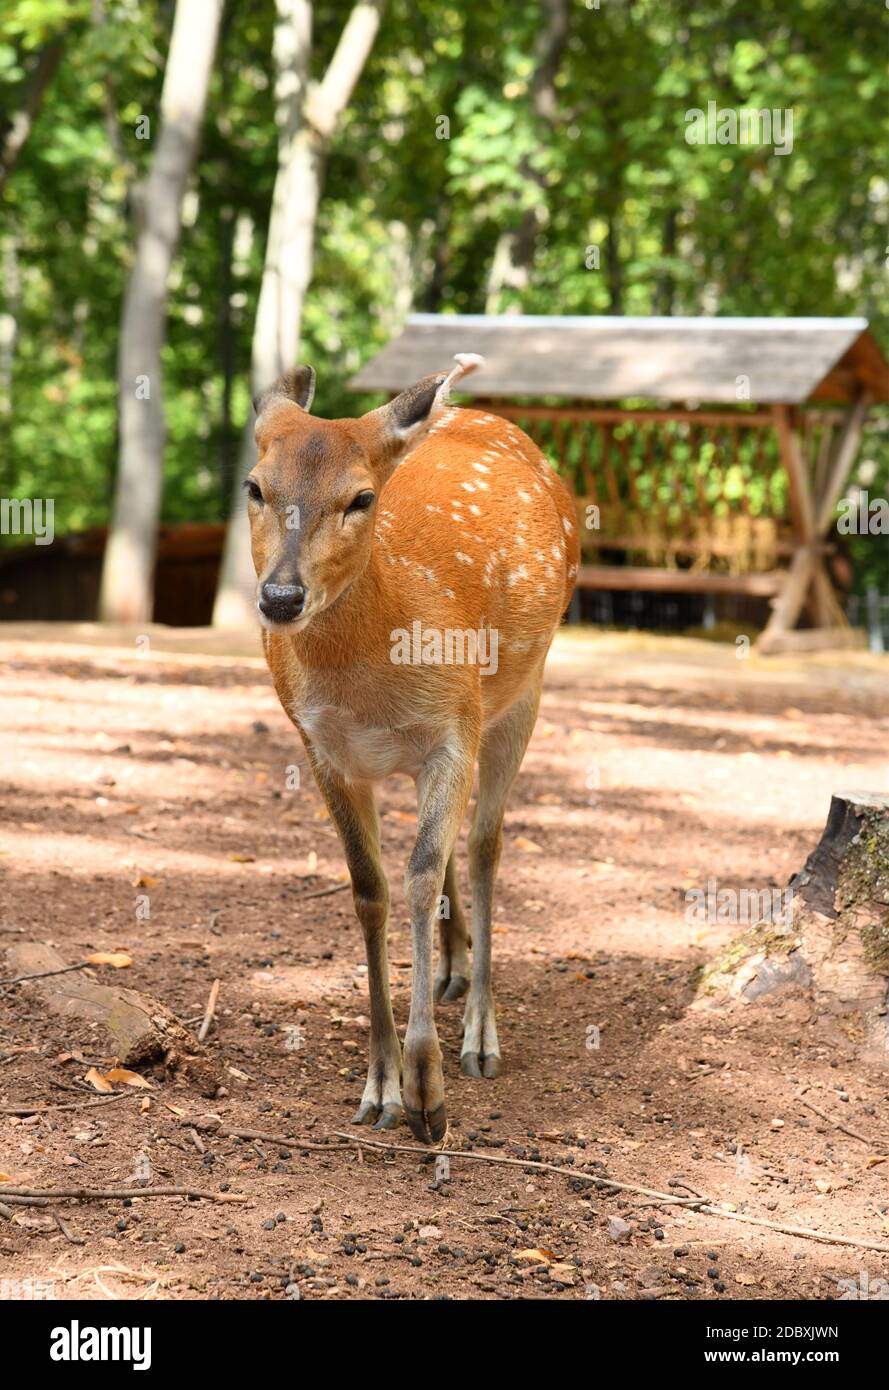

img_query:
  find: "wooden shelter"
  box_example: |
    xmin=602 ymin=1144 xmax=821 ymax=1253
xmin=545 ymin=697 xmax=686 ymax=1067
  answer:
xmin=351 ymin=315 xmax=888 ymax=651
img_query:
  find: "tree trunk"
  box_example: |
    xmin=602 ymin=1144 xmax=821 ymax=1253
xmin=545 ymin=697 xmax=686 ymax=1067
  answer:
xmin=0 ymin=38 xmax=65 ymax=197
xmin=484 ymin=0 xmax=568 ymax=315
xmin=213 ymin=0 xmax=384 ymax=628
xmin=98 ymin=0 xmax=223 ymax=624
xmin=699 ymin=792 xmax=889 ymax=1061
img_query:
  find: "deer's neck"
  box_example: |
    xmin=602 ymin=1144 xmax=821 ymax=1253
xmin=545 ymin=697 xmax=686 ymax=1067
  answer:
xmin=287 ymin=542 xmax=391 ymax=675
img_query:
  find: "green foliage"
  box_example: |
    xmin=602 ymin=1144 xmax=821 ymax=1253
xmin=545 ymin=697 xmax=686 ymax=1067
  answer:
xmin=0 ymin=0 xmax=886 ymax=595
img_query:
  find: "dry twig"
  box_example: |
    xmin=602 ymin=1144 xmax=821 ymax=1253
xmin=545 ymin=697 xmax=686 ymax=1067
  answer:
xmin=797 ymin=1092 xmax=887 ymax=1149
xmin=197 ymin=978 xmax=220 ymax=1043
xmin=0 ymin=1091 xmax=140 ymax=1116
xmin=331 ymin=1131 xmax=889 ymax=1256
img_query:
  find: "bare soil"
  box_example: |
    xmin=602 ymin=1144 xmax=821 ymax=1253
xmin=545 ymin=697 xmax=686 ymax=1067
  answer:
xmin=1 ymin=624 xmax=888 ymax=1302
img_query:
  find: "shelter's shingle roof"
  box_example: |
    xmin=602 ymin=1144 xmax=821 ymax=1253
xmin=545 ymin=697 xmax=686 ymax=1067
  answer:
xmin=350 ymin=315 xmax=888 ymax=404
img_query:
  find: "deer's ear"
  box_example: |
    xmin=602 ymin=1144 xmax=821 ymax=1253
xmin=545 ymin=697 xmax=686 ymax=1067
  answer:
xmin=253 ymin=366 xmax=316 ymax=423
xmin=356 ymin=353 xmax=484 ymax=477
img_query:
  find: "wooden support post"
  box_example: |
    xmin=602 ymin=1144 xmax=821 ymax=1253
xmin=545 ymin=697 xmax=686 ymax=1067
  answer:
xmin=759 ymin=394 xmax=871 ymax=653
xmin=815 ymin=391 xmax=872 ymax=535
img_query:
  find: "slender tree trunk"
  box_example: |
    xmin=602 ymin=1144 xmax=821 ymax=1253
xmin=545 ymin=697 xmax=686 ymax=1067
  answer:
xmin=605 ymin=211 xmax=623 ymax=313
xmin=0 ymin=237 xmax=20 ymax=415
xmin=218 ymin=203 xmax=236 ymax=500
xmin=0 ymin=39 xmax=65 ymax=197
xmin=213 ymin=0 xmax=384 ymax=628
xmin=655 ymin=206 xmax=678 ymax=316
xmin=485 ymin=0 xmax=568 ymax=314
xmin=98 ymin=0 xmax=223 ymax=624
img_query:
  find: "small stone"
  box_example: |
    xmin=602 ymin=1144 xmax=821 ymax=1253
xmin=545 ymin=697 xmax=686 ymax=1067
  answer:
xmin=607 ymin=1216 xmax=633 ymax=1243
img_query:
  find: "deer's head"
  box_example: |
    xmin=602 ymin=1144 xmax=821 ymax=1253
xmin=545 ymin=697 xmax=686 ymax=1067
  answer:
xmin=245 ymin=354 xmax=482 ymax=631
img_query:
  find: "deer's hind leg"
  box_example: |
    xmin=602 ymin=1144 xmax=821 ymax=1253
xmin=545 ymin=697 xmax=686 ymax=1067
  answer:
xmin=434 ymin=853 xmax=472 ymax=1003
xmin=461 ymin=670 xmax=543 ymax=1079
xmin=308 ymin=757 xmax=402 ymax=1131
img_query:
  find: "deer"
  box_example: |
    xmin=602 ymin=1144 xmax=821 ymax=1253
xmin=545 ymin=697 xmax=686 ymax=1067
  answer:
xmin=245 ymin=354 xmax=579 ymax=1143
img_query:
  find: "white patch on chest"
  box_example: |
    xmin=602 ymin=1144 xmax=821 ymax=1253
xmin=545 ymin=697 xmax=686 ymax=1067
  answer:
xmin=296 ymin=702 xmax=427 ymax=781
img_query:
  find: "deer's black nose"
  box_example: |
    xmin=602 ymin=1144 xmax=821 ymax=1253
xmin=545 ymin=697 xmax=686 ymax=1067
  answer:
xmin=259 ymin=582 xmax=306 ymax=623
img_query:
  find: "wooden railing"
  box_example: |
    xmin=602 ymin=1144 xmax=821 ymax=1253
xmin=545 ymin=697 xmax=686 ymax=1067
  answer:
xmin=479 ymin=402 xmax=795 ymax=575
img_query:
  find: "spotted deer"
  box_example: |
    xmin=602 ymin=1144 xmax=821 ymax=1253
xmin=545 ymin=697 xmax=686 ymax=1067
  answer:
xmin=245 ymin=354 xmax=579 ymax=1142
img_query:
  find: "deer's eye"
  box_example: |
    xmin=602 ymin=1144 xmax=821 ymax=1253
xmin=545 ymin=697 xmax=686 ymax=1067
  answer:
xmin=243 ymin=477 xmax=263 ymax=504
xmin=345 ymin=490 xmax=375 ymax=514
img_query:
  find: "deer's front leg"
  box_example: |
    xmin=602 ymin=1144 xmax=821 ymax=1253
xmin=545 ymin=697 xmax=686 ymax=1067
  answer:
xmin=403 ymin=738 xmax=476 ymax=1143
xmin=309 ymin=758 xmax=402 ymax=1130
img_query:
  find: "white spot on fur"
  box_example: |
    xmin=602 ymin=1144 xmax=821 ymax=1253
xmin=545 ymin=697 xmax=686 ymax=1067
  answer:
xmin=455 ymin=551 xmax=474 ymax=565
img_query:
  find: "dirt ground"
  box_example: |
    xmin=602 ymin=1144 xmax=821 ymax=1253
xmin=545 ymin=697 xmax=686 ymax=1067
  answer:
xmin=1 ymin=622 xmax=888 ymax=1302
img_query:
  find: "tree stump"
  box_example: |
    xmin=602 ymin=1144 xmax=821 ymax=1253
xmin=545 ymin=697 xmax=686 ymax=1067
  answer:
xmin=699 ymin=792 xmax=889 ymax=1060
xmin=4 ymin=943 xmax=221 ymax=1096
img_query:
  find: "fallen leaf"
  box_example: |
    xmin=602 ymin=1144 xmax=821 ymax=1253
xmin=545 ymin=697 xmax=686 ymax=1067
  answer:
xmin=514 ymin=837 xmax=543 ymax=853
xmin=104 ymin=1067 xmax=152 ymax=1089
xmin=87 ymin=952 xmax=132 ymax=969
xmin=132 ymin=874 xmax=158 ymax=889
xmin=515 ymin=1247 xmax=556 ymax=1264
xmin=865 ymin=1156 xmax=888 ymax=1169
xmin=228 ymin=853 xmax=255 ymax=863
xmin=84 ymin=1067 xmax=113 ymax=1093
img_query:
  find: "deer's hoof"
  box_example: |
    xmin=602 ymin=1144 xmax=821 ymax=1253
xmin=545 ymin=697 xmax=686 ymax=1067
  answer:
xmin=460 ymin=1051 xmax=501 ymax=1080
xmin=434 ymin=973 xmax=469 ymax=1004
xmin=404 ymin=1102 xmax=447 ymax=1145
xmin=372 ymin=1104 xmax=403 ymax=1131
xmin=352 ymin=1099 xmax=402 ymax=1128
